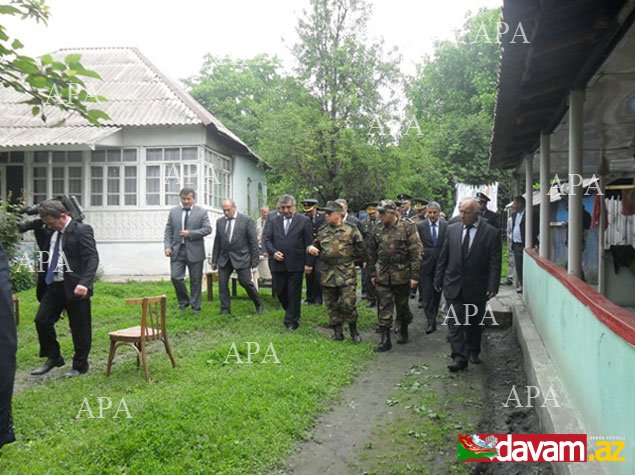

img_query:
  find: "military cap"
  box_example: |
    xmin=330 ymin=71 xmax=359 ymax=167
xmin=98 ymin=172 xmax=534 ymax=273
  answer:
xmin=319 ymin=200 xmax=344 ymax=213
xmin=396 ymin=193 xmax=412 ymax=201
xmin=364 ymin=201 xmax=379 ymax=213
xmin=475 ymin=192 xmax=491 ymax=203
xmin=302 ymin=198 xmax=319 ymax=211
xmin=412 ymin=198 xmax=428 ymax=210
xmin=377 ymin=199 xmax=398 ymax=213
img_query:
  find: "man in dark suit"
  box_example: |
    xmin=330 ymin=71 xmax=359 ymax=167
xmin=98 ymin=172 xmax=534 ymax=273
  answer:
xmin=416 ymin=201 xmax=447 ymax=334
xmin=0 ymin=244 xmax=16 ymax=447
xmin=164 ymin=187 xmax=212 ymax=314
xmin=211 ymin=199 xmax=263 ymax=315
xmin=434 ymin=199 xmax=501 ymax=372
xmin=31 ymin=200 xmax=100 ymax=378
xmin=510 ymin=196 xmax=540 ymax=290
xmin=264 ymin=194 xmax=314 ymax=330
xmin=302 ymin=198 xmax=325 ymax=305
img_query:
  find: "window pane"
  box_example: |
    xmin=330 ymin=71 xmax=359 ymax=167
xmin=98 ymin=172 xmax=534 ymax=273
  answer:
xmin=165 ymin=148 xmax=180 ymax=161
xmin=147 ymin=148 xmax=162 ymax=161
xmin=67 ymin=151 xmax=82 ymax=162
xmin=182 ymin=147 xmax=197 ymax=161
xmin=52 ymin=151 xmax=65 ymax=162
xmin=68 ymin=167 xmax=82 ymax=178
xmin=123 ymin=149 xmax=137 ymax=162
xmin=145 ymin=165 xmax=160 ymax=205
xmin=107 ymin=149 xmax=121 ymax=162
xmin=34 ymin=151 xmax=48 ymax=163
xmin=107 ymin=195 xmax=120 ymax=205
xmin=146 ymin=195 xmax=160 ymax=205
xmin=92 ymin=150 xmax=106 ymax=162
xmin=33 ymin=167 xmax=47 ymax=178
xmin=124 ymin=195 xmax=137 ymax=205
xmin=52 ymin=168 xmax=64 ymax=178
xmin=91 ymin=195 xmax=103 ymax=206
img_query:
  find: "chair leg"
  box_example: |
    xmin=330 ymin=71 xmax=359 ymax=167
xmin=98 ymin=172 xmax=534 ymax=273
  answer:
xmin=162 ymin=337 xmax=177 ymax=368
xmin=106 ymin=340 xmax=117 ymax=376
xmin=134 ymin=342 xmax=140 ymax=368
xmin=140 ymin=342 xmax=150 ymax=381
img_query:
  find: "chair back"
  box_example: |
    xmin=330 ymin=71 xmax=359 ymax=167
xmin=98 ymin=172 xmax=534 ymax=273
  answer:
xmin=125 ymin=295 xmax=167 ymax=342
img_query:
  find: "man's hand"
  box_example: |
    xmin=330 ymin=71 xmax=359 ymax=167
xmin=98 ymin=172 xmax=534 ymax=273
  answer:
xmin=211 ymin=263 xmax=218 ymax=271
xmin=486 ymin=291 xmax=497 ymax=300
xmin=304 ymin=265 xmax=313 ymax=275
xmin=434 ymin=284 xmax=442 ymax=293
xmin=274 ymin=251 xmax=284 ymax=262
xmin=164 ymin=248 xmax=172 ymax=257
xmin=307 ymin=245 xmax=320 ymax=256
xmin=179 ymin=230 xmax=190 ymax=239
xmin=74 ymin=285 xmax=88 ymax=297
xmin=371 ymin=277 xmax=376 ymax=287
xmin=251 ymin=261 xmax=259 ymax=269
xmin=409 ymin=279 xmax=418 ymax=289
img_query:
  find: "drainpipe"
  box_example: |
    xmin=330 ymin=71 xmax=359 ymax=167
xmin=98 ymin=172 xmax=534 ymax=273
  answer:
xmin=540 ymin=133 xmax=551 ymax=259
xmin=568 ymin=90 xmax=584 ymax=278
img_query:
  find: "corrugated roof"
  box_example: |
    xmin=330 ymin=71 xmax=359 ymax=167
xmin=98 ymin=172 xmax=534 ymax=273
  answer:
xmin=0 ymin=126 xmax=120 ymax=148
xmin=0 ymin=46 xmax=261 ymax=161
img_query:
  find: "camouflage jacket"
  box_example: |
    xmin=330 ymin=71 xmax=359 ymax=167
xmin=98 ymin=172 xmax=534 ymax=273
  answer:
xmin=311 ymin=222 xmax=366 ymax=287
xmin=360 ymin=218 xmax=380 ymax=244
xmin=367 ymin=218 xmax=423 ymax=285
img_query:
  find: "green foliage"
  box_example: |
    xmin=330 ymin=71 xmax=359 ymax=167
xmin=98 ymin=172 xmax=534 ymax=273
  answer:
xmin=9 ymin=260 xmax=34 ymax=291
xmin=2 ymin=280 xmax=377 ymax=473
xmin=0 ymin=199 xmax=21 ymax=261
xmin=0 ymin=0 xmax=109 ymax=125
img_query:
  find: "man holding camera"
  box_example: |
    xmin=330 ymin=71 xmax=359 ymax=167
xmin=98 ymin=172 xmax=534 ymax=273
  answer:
xmin=30 ymin=200 xmax=99 ymax=378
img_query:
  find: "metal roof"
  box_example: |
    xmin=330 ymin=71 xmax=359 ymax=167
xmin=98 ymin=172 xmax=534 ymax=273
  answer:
xmin=0 ymin=47 xmax=261 ymax=160
xmin=0 ymin=126 xmax=120 ymax=148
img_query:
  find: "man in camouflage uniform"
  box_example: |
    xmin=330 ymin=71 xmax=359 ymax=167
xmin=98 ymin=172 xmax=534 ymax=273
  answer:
xmin=367 ymin=200 xmax=423 ymax=351
xmin=410 ymin=198 xmax=428 ymax=224
xmin=307 ymin=201 xmax=366 ymax=342
xmin=360 ymin=202 xmax=379 ymax=308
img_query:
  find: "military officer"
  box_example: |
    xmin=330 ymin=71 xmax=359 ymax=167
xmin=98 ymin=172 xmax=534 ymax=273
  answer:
xmin=410 ymin=198 xmax=428 ymax=224
xmin=367 ymin=200 xmax=423 ymax=351
xmin=476 ymin=192 xmax=499 ymax=229
xmin=307 ymin=201 xmax=366 ymax=342
xmin=360 ymin=202 xmax=380 ymax=307
xmin=397 ymin=194 xmax=416 ymax=219
xmin=302 ymin=198 xmax=325 ymax=305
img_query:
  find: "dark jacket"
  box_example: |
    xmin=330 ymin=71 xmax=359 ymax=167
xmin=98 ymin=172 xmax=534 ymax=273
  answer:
xmin=0 ymin=244 xmax=16 ymax=448
xmin=512 ymin=207 xmax=540 ymax=247
xmin=434 ymin=219 xmax=501 ymax=302
xmin=42 ymin=220 xmax=100 ymax=300
xmin=264 ymin=213 xmax=314 ymax=272
xmin=212 ymin=213 xmax=259 ymax=270
xmin=417 ymin=219 xmax=448 ymax=276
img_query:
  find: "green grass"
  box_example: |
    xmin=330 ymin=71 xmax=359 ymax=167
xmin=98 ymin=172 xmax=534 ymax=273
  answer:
xmin=2 ymin=280 xmax=377 ymax=474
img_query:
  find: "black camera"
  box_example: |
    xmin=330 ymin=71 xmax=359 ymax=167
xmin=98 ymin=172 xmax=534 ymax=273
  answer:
xmin=17 ymin=195 xmax=85 ymax=233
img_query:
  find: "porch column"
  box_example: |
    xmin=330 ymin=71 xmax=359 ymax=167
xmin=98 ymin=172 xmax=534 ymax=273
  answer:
xmin=539 ymin=133 xmax=551 ymax=259
xmin=568 ymin=89 xmax=584 ymax=278
xmin=525 ymin=154 xmax=534 ymax=249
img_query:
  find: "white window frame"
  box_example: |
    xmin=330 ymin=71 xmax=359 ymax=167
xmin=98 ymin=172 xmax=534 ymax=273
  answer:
xmin=31 ymin=151 xmax=83 ymax=204
xmin=89 ymin=148 xmax=139 ymax=208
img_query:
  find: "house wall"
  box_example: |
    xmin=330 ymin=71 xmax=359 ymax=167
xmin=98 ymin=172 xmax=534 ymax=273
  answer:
xmin=524 ymin=253 xmax=635 ymax=475
xmin=232 ymin=154 xmax=267 ymax=218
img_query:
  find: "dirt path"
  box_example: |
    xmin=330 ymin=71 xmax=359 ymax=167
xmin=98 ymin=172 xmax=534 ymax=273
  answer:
xmin=280 ymin=289 xmax=553 ymax=475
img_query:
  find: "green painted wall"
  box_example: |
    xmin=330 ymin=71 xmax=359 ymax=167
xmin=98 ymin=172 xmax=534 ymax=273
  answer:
xmin=524 ymin=256 xmax=635 ymax=475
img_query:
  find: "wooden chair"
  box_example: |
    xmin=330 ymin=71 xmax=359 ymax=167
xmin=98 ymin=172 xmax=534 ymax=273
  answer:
xmin=12 ymin=296 xmax=19 ymax=325
xmin=106 ymin=295 xmax=176 ymax=381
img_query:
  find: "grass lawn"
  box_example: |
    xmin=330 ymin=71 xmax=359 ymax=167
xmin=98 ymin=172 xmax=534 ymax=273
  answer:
xmin=1 ymin=280 xmax=378 ymax=474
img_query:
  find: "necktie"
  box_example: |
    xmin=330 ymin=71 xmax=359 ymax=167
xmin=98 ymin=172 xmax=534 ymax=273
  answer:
xmin=225 ymin=218 xmax=233 ymax=240
xmin=45 ymin=232 xmax=61 ymax=285
xmin=462 ymin=224 xmax=473 ymax=260
xmin=431 ymin=223 xmax=437 ymax=246
xmin=183 ymin=208 xmax=190 ymax=230
xmin=284 ymin=218 xmax=290 ymax=235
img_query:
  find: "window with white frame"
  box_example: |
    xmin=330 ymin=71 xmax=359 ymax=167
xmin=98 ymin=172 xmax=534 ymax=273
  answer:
xmin=204 ymin=148 xmax=231 ymax=209
xmin=90 ymin=148 xmax=138 ymax=207
xmin=32 ymin=151 xmax=83 ymax=204
xmin=145 ymin=147 xmax=199 ymax=206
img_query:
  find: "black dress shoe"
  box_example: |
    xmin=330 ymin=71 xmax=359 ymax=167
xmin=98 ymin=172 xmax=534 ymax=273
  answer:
xmin=448 ymin=361 xmax=468 ymax=373
xmin=64 ymin=369 xmax=86 ymax=378
xmin=179 ymin=303 xmax=190 ymax=311
xmin=256 ymin=304 xmax=264 ymax=314
xmin=31 ymin=358 xmax=65 ymax=376
xmin=425 ymin=325 xmax=436 ymax=335
xmin=193 ymin=309 xmax=200 ymax=315
xmin=469 ymin=354 xmax=481 ymax=364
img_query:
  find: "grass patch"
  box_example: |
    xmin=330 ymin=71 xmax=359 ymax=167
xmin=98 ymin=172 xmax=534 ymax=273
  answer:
xmin=2 ymin=280 xmax=377 ymax=474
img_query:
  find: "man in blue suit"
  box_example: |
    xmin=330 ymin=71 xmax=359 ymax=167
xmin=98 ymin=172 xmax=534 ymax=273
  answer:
xmin=264 ymin=194 xmax=314 ymax=330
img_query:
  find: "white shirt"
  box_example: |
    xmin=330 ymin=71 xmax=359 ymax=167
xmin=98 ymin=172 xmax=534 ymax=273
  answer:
xmin=461 ymin=220 xmax=479 ymax=251
xmin=225 ymin=213 xmax=236 ymax=242
xmin=48 ymin=218 xmax=72 ymax=282
xmin=512 ymin=210 xmax=524 ymax=243
xmin=284 ymin=216 xmax=292 ymax=234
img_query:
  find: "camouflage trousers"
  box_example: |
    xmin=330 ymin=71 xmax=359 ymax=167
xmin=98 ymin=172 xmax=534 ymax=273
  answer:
xmin=376 ymin=283 xmax=412 ymax=328
xmin=322 ymin=284 xmax=358 ymax=326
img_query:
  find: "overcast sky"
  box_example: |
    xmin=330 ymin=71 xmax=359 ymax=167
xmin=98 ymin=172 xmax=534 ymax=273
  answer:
xmin=5 ymin=0 xmax=502 ymax=84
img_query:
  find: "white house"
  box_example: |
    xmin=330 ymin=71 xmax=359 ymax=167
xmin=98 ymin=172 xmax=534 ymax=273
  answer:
xmin=0 ymin=47 xmax=267 ymax=277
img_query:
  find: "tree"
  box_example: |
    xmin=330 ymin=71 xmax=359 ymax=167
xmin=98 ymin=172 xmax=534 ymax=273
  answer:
xmin=0 ymin=0 xmax=108 ymax=125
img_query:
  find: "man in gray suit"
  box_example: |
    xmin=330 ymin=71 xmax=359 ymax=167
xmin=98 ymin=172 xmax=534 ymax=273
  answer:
xmin=211 ymin=199 xmax=263 ymax=315
xmin=164 ymin=188 xmax=212 ymax=314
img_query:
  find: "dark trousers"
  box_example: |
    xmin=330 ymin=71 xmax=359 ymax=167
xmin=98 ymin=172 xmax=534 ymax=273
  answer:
xmin=445 ymin=295 xmax=485 ymax=365
xmin=34 ymin=283 xmax=92 ymax=372
xmin=305 ymin=258 xmax=323 ymax=304
xmin=420 ymin=271 xmax=441 ymax=329
xmin=272 ymin=270 xmax=303 ymax=326
xmin=512 ymin=243 xmax=524 ymax=285
xmin=170 ymin=247 xmax=204 ymax=311
xmin=218 ymin=263 xmax=261 ymax=312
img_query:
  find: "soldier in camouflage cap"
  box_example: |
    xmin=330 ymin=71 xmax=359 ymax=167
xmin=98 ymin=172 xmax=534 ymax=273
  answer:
xmin=307 ymin=201 xmax=366 ymax=342
xmin=367 ymin=199 xmax=423 ymax=351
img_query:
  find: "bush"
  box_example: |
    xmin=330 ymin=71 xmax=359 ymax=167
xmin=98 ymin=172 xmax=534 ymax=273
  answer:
xmin=10 ymin=262 xmax=35 ymax=292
